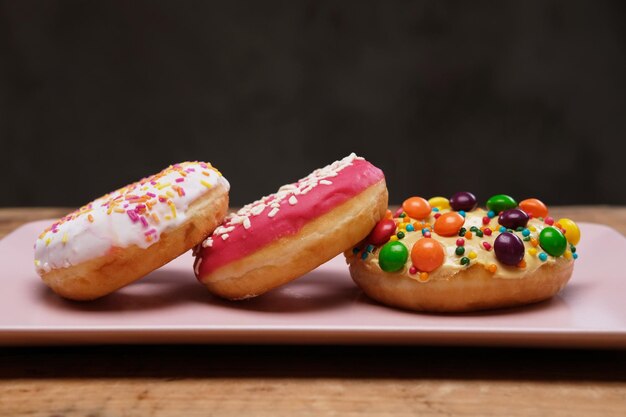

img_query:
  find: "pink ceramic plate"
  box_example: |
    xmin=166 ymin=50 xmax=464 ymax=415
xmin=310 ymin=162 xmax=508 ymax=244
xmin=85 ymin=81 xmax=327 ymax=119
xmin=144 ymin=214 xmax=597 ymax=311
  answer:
xmin=1 ymin=221 xmax=625 ymax=348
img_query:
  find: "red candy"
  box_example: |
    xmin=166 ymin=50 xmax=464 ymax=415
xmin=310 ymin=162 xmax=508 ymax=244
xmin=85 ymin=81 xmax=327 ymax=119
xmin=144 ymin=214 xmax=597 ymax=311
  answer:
xmin=482 ymin=242 xmax=492 ymax=251
xmin=456 ymin=238 xmax=465 ymax=246
xmin=482 ymin=216 xmax=490 ymax=225
xmin=484 ymin=228 xmax=492 ymax=236
xmin=545 ymin=216 xmax=554 ymax=225
xmin=366 ymin=219 xmax=397 ymax=245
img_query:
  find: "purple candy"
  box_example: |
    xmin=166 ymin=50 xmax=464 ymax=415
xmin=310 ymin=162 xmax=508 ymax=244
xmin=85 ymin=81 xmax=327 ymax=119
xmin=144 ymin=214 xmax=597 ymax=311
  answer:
xmin=498 ymin=208 xmax=529 ymax=229
xmin=449 ymin=191 xmax=477 ymax=212
xmin=494 ymin=232 xmax=525 ymax=266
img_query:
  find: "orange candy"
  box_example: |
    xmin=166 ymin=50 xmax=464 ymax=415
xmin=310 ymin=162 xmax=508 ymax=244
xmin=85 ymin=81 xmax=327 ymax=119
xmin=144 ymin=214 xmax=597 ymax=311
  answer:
xmin=433 ymin=212 xmax=465 ymax=237
xmin=411 ymin=238 xmax=445 ymax=272
xmin=519 ymin=198 xmax=548 ymax=218
xmin=402 ymin=197 xmax=432 ymax=220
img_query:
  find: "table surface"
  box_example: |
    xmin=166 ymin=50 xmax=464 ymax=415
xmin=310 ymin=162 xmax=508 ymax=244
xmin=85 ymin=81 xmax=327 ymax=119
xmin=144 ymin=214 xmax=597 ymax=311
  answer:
xmin=1 ymin=206 xmax=625 ymax=416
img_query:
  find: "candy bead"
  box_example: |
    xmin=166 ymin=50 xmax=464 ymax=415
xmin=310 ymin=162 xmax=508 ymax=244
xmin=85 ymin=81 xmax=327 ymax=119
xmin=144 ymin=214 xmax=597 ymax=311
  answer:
xmin=539 ymin=227 xmax=567 ymax=257
xmin=406 ymin=224 xmax=415 ymax=232
xmin=434 ymin=212 xmax=465 ymax=237
xmin=402 ymin=197 xmax=432 ymax=220
xmin=366 ymin=219 xmax=396 ymax=245
xmin=449 ymin=192 xmax=477 ymax=212
xmin=486 ymin=194 xmax=517 ymax=213
xmin=482 ymin=241 xmax=492 ymax=251
xmin=519 ymin=198 xmax=548 ymax=218
xmin=456 ymin=238 xmax=465 ymax=246
xmin=494 ymin=232 xmax=525 ymax=266
xmin=428 ymin=196 xmax=451 ymax=210
xmin=498 ymin=208 xmax=529 ymax=229
xmin=487 ymin=210 xmax=496 ymax=218
xmin=539 ymin=253 xmax=548 ymax=262
xmin=397 ymin=231 xmax=405 ymax=239
xmin=557 ymin=218 xmax=581 ymax=245
xmin=378 ymin=241 xmax=409 ymax=272
xmin=455 ymin=246 xmax=465 ymax=256
xmin=483 ymin=228 xmax=492 ymax=236
xmin=482 ymin=216 xmax=490 ymax=225
xmin=544 ymin=216 xmax=554 ymax=225
xmin=460 ymin=257 xmax=470 ymax=266
xmin=411 ymin=238 xmax=445 ymax=272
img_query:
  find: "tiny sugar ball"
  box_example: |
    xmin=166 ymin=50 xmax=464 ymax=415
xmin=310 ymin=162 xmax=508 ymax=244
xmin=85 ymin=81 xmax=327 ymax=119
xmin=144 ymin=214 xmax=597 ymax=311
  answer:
xmin=406 ymin=224 xmax=415 ymax=232
xmin=539 ymin=252 xmax=548 ymax=262
xmin=544 ymin=216 xmax=555 ymax=225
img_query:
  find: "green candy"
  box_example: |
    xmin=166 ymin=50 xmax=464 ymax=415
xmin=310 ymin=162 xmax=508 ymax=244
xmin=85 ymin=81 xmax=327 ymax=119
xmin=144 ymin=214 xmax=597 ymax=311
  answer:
xmin=486 ymin=194 xmax=517 ymax=213
xmin=378 ymin=241 xmax=408 ymax=272
xmin=539 ymin=227 xmax=567 ymax=257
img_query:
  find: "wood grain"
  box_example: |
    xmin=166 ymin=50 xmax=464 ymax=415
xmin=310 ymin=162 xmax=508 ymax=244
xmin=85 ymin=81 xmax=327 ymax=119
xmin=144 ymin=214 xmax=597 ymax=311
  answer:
xmin=1 ymin=207 xmax=625 ymax=416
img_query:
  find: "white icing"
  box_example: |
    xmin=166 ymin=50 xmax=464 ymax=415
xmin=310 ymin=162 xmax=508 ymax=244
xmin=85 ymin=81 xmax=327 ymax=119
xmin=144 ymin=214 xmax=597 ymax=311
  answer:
xmin=34 ymin=162 xmax=229 ymax=273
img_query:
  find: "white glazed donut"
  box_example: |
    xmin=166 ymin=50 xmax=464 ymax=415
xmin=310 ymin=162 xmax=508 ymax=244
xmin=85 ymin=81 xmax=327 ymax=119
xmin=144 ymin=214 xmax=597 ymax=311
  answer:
xmin=34 ymin=161 xmax=230 ymax=300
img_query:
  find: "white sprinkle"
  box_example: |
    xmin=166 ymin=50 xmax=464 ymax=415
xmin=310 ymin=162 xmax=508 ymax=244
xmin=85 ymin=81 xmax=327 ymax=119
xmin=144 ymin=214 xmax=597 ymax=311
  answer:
xmin=202 ymin=237 xmax=213 ymax=248
xmin=251 ymin=204 xmax=266 ymax=216
xmin=268 ymin=207 xmax=279 ymax=218
xmin=320 ymin=180 xmax=332 ymax=185
xmin=243 ymin=217 xmax=251 ymax=229
xmin=288 ymin=195 xmax=298 ymax=205
xmin=221 ymin=234 xmax=229 ymax=240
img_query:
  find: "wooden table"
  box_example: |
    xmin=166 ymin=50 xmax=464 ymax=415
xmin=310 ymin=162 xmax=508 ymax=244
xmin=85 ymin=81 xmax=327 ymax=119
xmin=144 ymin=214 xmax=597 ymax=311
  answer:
xmin=1 ymin=207 xmax=625 ymax=416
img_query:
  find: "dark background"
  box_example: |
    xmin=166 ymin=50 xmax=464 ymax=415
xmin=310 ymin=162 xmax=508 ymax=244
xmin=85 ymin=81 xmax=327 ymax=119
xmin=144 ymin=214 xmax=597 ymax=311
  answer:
xmin=1 ymin=1 xmax=624 ymax=207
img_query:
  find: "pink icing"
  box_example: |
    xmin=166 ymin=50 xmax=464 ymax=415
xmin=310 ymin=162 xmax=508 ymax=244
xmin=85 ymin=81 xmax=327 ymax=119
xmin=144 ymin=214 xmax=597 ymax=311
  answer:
xmin=194 ymin=156 xmax=384 ymax=279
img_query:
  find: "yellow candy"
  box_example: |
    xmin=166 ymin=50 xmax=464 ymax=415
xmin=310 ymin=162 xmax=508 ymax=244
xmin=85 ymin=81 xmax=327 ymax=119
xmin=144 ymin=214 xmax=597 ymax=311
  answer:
xmin=468 ymin=251 xmax=477 ymax=259
xmin=390 ymin=235 xmax=399 ymax=242
xmin=557 ymin=218 xmax=581 ymax=245
xmin=428 ymin=196 xmax=450 ymax=210
xmin=528 ymin=248 xmax=538 ymax=256
xmin=564 ymin=250 xmax=573 ymax=260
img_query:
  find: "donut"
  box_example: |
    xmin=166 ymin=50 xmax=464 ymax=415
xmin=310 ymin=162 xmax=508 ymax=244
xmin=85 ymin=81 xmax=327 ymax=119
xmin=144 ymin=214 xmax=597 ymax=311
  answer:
xmin=194 ymin=153 xmax=388 ymax=300
xmin=346 ymin=192 xmax=580 ymax=312
xmin=34 ymin=162 xmax=230 ymax=300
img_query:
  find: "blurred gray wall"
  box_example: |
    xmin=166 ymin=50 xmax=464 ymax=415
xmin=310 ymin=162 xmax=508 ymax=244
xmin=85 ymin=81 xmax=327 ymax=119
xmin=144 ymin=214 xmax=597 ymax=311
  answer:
xmin=1 ymin=1 xmax=624 ymax=207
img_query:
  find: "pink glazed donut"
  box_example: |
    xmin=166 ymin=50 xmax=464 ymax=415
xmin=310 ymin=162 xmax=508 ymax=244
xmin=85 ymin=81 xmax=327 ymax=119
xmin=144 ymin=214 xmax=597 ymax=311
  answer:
xmin=194 ymin=153 xmax=388 ymax=300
